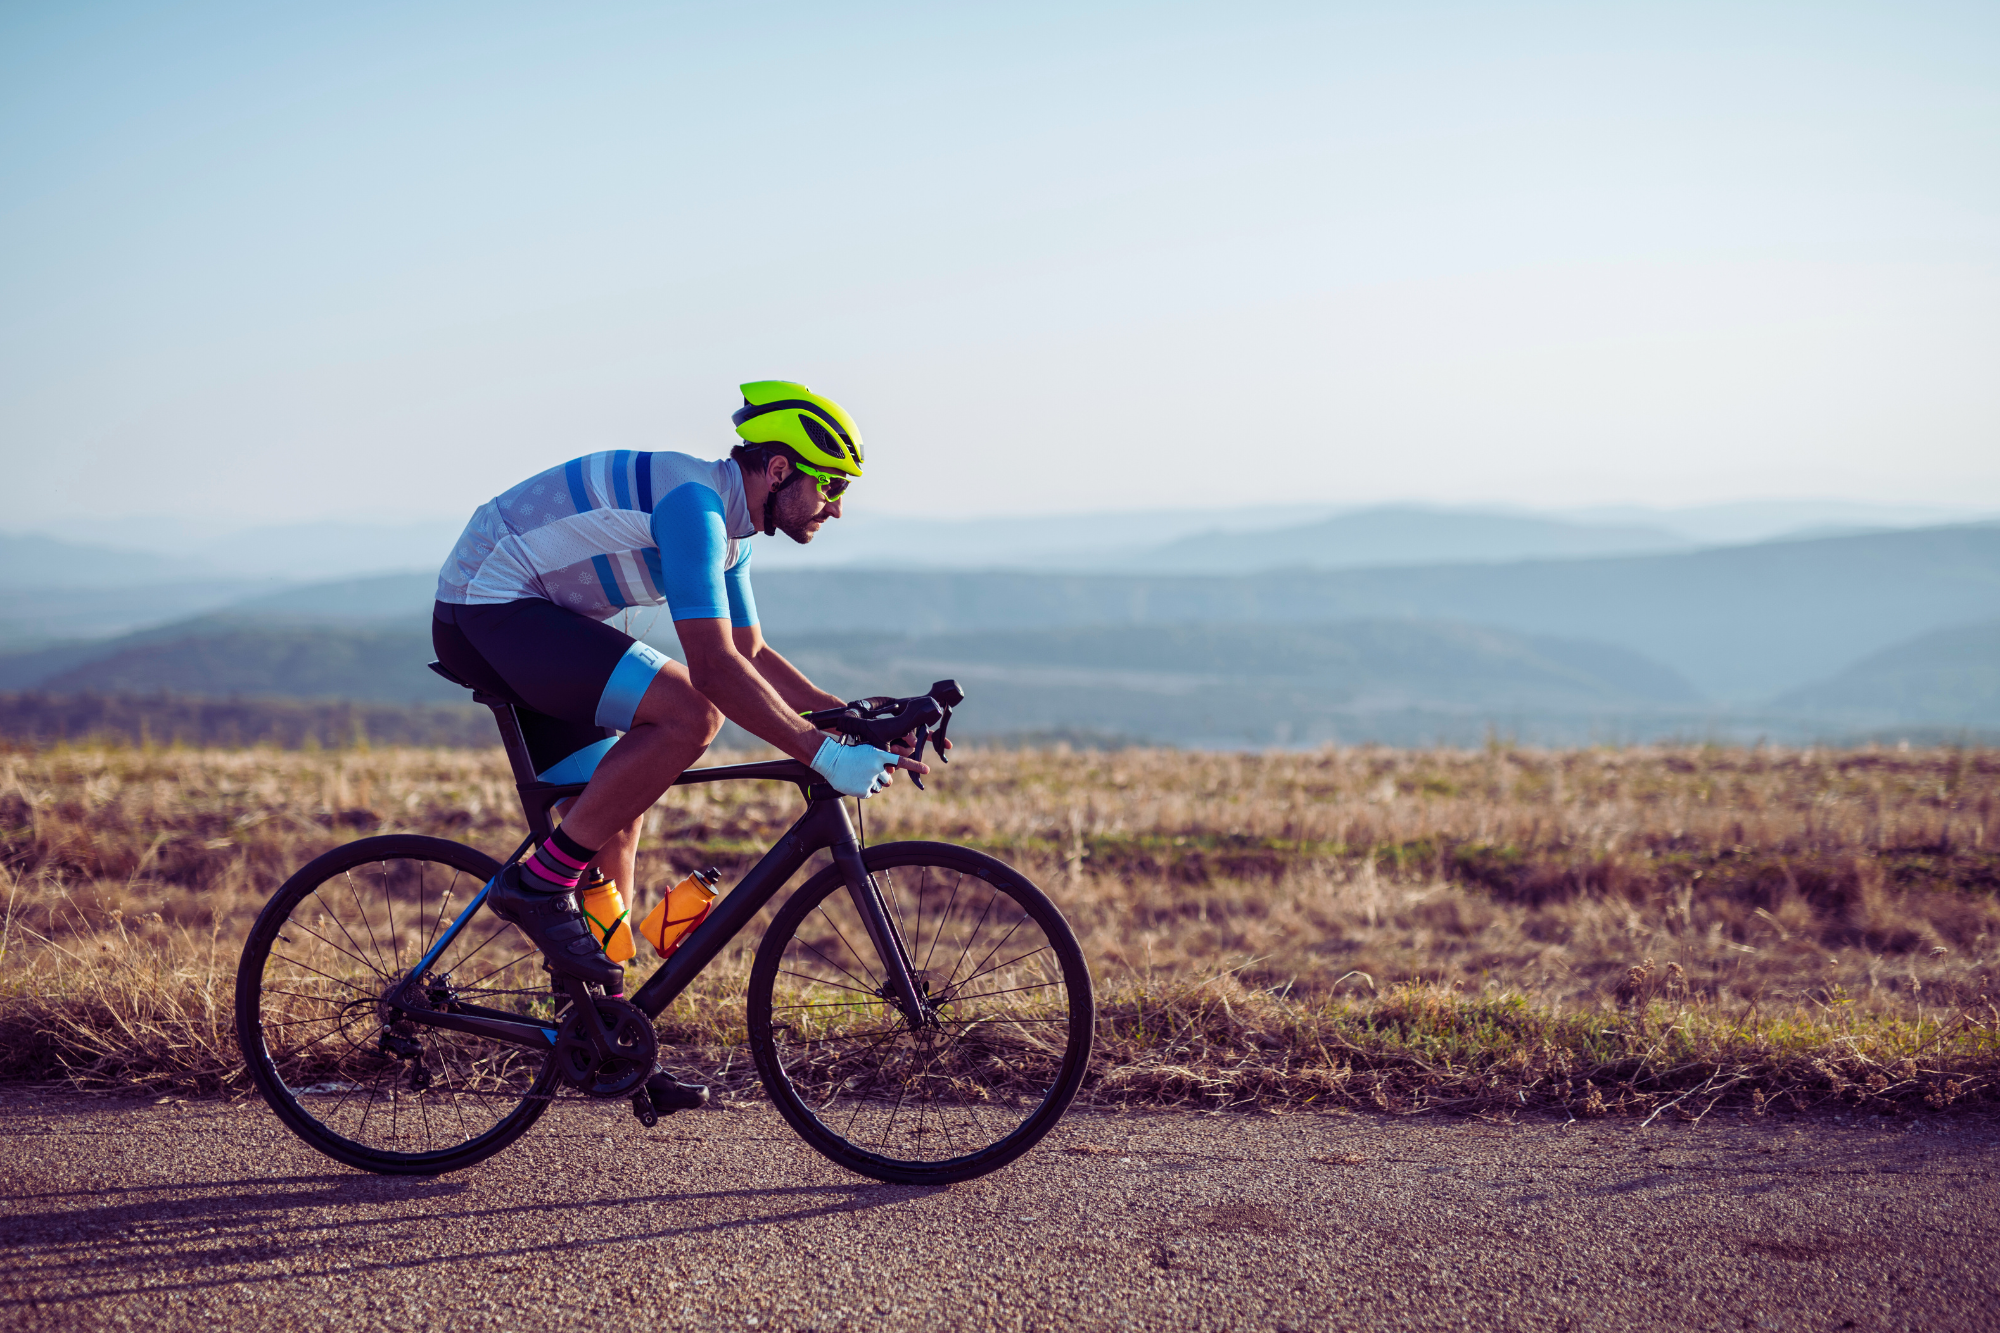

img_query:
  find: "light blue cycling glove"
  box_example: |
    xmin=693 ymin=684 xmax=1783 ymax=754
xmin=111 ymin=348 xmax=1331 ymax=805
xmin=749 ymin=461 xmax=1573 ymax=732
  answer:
xmin=811 ymin=736 xmax=899 ymax=798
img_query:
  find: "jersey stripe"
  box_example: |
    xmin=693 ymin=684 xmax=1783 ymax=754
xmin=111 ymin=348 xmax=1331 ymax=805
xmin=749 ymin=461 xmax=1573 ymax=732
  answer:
xmin=612 ymin=450 xmax=632 ymax=510
xmin=637 ymin=453 xmax=654 ymax=512
xmin=564 ymin=458 xmax=591 ymax=513
xmin=590 ymin=554 xmax=624 ymax=606
xmin=613 ymin=549 xmax=649 ymax=601
xmin=588 ymin=453 xmax=611 ymax=509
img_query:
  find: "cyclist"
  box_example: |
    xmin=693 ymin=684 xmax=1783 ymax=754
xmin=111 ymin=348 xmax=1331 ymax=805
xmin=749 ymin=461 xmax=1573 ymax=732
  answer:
xmin=431 ymin=380 xmax=928 ymax=1106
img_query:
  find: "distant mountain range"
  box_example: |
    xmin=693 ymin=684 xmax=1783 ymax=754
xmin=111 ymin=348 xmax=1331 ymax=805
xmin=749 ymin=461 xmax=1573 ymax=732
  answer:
xmin=0 ymin=616 xmax=1715 ymax=747
xmin=7 ymin=623 xmax=463 ymax=705
xmin=1085 ymin=508 xmax=1695 ymax=574
xmin=750 ymin=523 xmax=2000 ymax=703
xmin=0 ymin=533 xmax=221 ymax=585
xmin=1771 ymin=620 xmax=2000 ymax=730
xmin=734 ymin=499 xmax=2000 ymax=572
xmin=777 ymin=621 xmax=1711 ymax=747
xmin=744 ymin=504 xmax=1701 ymax=572
xmin=0 ymin=521 xmax=465 ymax=585
xmin=9 ymin=498 xmax=1995 ymax=591
xmin=4 ymin=518 xmax=1996 ymax=746
xmin=0 ymin=577 xmax=281 ymax=648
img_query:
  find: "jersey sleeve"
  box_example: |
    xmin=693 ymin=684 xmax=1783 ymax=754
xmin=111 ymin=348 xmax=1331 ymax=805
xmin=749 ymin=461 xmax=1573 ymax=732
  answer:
xmin=724 ymin=543 xmax=758 ymax=628
xmin=650 ymin=483 xmax=733 ymax=621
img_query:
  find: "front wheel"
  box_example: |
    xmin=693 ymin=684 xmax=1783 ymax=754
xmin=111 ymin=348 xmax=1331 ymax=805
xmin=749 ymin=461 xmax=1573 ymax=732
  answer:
xmin=747 ymin=841 xmax=1094 ymax=1185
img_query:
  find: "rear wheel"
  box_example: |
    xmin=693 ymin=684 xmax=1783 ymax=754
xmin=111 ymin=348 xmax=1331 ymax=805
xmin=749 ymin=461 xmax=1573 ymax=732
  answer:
xmin=747 ymin=841 xmax=1093 ymax=1184
xmin=235 ymin=835 xmax=561 ymax=1174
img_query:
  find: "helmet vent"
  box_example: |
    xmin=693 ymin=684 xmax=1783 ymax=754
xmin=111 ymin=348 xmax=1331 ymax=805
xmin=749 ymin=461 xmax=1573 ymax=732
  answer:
xmin=801 ymin=415 xmax=841 ymax=457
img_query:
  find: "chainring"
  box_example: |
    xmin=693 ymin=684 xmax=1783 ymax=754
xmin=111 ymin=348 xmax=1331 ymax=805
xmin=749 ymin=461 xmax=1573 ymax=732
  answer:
xmin=553 ymin=996 xmax=659 ymax=1098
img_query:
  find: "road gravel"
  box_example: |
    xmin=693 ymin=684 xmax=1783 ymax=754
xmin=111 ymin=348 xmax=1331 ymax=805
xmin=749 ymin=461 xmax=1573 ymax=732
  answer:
xmin=1 ymin=1090 xmax=1994 ymax=1332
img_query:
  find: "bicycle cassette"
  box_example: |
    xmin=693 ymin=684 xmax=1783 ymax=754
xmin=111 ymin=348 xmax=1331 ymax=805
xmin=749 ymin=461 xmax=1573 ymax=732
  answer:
xmin=553 ymin=996 xmax=659 ymax=1099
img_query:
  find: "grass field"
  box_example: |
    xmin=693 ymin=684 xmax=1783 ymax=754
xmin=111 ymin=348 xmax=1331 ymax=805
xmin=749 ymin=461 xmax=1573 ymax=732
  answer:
xmin=2 ymin=741 xmax=1995 ymax=1119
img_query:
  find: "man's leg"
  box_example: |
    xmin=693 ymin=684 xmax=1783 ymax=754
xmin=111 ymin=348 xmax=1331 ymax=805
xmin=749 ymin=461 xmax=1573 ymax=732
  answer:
xmin=490 ymin=663 xmax=720 ymax=990
xmin=557 ymin=661 xmax=723 ymax=848
xmin=567 ymin=664 xmax=719 ymax=1113
xmin=589 ymin=814 xmax=644 ymax=907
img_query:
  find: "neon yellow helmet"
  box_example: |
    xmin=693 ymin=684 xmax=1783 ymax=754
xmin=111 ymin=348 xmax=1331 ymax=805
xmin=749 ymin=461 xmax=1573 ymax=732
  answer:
xmin=731 ymin=381 xmax=865 ymax=478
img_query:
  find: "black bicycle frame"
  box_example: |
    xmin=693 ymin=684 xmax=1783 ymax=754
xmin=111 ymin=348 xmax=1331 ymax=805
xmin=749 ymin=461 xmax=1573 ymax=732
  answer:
xmin=389 ymin=759 xmax=930 ymax=1052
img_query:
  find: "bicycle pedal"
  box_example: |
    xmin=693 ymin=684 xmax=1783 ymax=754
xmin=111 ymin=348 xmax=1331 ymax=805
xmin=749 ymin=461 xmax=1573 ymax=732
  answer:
xmin=631 ymin=1090 xmax=658 ymax=1128
xmin=646 ymin=1075 xmax=710 ymax=1115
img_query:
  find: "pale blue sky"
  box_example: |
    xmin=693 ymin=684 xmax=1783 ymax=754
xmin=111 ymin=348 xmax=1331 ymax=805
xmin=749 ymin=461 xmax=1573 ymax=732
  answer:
xmin=3 ymin=1 xmax=1995 ymax=526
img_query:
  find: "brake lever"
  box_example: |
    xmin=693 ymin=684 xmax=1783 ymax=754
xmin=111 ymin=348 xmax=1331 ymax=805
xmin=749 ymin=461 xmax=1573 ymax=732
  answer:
xmin=932 ymin=707 xmax=953 ymax=763
xmin=906 ymin=723 xmax=930 ymax=791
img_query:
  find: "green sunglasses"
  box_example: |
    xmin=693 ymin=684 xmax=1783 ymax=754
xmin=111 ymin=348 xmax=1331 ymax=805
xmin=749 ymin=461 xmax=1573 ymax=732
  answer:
xmin=790 ymin=460 xmax=853 ymax=501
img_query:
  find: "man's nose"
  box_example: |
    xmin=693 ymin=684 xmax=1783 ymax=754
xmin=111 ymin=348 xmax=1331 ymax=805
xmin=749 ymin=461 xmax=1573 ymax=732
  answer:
xmin=824 ymin=497 xmax=843 ymax=519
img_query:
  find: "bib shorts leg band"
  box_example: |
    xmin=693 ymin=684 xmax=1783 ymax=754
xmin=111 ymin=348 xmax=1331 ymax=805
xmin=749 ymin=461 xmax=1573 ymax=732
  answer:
xmin=431 ymin=598 xmax=671 ymax=781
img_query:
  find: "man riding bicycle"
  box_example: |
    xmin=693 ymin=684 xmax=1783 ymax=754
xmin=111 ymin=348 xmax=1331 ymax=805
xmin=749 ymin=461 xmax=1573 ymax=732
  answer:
xmin=431 ymin=380 xmax=928 ymax=1108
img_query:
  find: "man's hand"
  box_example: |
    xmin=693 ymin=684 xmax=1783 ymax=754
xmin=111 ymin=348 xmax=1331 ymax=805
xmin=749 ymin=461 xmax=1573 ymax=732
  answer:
xmin=811 ymin=737 xmax=928 ymax=798
xmin=885 ymin=728 xmax=948 ymax=766
xmin=829 ymin=730 xmax=931 ymax=786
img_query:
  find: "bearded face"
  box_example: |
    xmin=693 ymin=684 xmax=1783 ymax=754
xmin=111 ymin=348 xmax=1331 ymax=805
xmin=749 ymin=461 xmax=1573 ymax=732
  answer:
xmin=772 ymin=471 xmax=838 ymax=544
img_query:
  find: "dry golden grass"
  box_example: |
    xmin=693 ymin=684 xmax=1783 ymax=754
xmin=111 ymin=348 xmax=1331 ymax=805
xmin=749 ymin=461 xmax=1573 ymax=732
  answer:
xmin=2 ymin=740 xmax=1995 ymax=1118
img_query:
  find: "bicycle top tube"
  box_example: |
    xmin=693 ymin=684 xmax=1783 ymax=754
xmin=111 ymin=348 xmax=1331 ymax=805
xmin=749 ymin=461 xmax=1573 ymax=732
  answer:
xmin=670 ymin=757 xmax=820 ymax=791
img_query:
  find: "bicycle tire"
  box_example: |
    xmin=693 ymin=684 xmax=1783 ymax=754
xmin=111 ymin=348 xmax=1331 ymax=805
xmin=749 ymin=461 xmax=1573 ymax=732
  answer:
xmin=235 ymin=835 xmax=562 ymax=1175
xmin=747 ymin=841 xmax=1093 ymax=1185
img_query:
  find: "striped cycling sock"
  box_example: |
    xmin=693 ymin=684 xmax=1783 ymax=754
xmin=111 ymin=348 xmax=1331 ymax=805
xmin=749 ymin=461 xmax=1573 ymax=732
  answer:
xmin=519 ymin=825 xmax=600 ymax=894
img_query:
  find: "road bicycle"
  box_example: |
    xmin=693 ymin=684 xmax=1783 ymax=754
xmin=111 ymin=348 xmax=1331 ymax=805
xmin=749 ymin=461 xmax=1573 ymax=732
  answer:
xmin=233 ymin=675 xmax=1093 ymax=1184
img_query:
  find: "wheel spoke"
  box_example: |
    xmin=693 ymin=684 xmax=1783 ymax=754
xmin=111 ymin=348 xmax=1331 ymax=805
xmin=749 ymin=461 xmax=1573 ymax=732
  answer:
xmin=918 ymin=869 xmax=966 ymax=978
xmin=939 ymin=888 xmax=1004 ymax=996
xmin=948 ymin=940 xmax=1056 ymax=992
xmin=283 ymin=911 xmax=391 ymax=982
xmin=772 ymin=969 xmax=883 ymax=1000
xmin=803 ymin=904 xmax=883 ymax=996
xmin=949 ymin=905 xmax=1031 ymax=996
xmin=266 ymin=951 xmax=379 ymax=995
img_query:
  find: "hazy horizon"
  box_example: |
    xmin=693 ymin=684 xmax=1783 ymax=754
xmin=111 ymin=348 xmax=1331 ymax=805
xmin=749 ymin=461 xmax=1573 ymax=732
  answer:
xmin=4 ymin=496 xmax=1994 ymax=584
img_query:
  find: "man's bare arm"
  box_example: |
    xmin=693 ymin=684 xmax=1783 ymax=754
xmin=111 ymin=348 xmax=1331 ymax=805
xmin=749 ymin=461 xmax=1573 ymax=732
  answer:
xmin=680 ymin=620 xmax=929 ymax=777
xmin=675 ymin=619 xmax=826 ymax=762
xmin=731 ymin=624 xmax=842 ymax=714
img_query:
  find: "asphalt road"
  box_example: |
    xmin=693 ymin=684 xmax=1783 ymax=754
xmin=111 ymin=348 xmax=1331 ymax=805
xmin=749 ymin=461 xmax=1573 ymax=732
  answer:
xmin=1 ymin=1090 xmax=1994 ymax=1333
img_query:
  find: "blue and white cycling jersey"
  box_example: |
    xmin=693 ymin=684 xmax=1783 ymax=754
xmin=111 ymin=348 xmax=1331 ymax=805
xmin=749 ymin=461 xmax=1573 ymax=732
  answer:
xmin=436 ymin=451 xmax=759 ymax=627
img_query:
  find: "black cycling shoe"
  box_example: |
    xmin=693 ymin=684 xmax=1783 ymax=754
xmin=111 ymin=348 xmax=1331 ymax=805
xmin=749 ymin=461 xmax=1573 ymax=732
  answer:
xmin=486 ymin=864 xmax=625 ymax=990
xmin=645 ymin=1072 xmax=710 ymax=1115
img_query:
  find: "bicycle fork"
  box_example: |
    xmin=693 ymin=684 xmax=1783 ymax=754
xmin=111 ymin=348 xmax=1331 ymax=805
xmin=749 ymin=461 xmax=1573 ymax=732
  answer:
xmin=829 ymin=834 xmax=933 ymax=1029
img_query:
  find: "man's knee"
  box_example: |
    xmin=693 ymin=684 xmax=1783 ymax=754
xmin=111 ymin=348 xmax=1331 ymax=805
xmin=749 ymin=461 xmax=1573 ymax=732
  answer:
xmin=679 ymin=697 xmax=725 ymax=746
xmin=630 ymin=665 xmax=720 ymax=743
xmin=637 ymin=686 xmax=722 ymax=749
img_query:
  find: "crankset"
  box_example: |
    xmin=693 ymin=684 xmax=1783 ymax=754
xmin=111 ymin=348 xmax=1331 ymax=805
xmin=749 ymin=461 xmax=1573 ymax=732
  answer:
xmin=553 ymin=995 xmax=658 ymax=1098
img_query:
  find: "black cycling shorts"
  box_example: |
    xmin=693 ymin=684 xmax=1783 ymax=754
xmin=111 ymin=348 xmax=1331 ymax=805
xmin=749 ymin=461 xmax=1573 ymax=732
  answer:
xmin=432 ymin=599 xmax=672 ymax=780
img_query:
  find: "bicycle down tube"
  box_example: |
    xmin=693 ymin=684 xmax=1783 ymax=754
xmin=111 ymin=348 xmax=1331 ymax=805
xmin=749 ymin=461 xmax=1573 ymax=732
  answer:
xmin=628 ymin=767 xmax=926 ymax=1023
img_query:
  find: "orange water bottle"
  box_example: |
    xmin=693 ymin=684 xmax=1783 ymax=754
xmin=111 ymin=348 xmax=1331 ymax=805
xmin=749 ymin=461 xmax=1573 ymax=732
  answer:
xmin=639 ymin=868 xmax=721 ymax=958
xmin=577 ymin=873 xmax=636 ymax=964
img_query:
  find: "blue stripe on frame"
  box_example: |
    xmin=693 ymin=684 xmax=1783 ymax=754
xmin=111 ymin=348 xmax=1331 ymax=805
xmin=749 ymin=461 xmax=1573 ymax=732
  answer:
xmin=591 ymin=554 xmax=624 ymax=606
xmin=612 ymin=451 xmax=632 ymax=509
xmin=564 ymin=458 xmax=591 ymax=512
xmin=636 ymin=453 xmax=654 ymax=512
